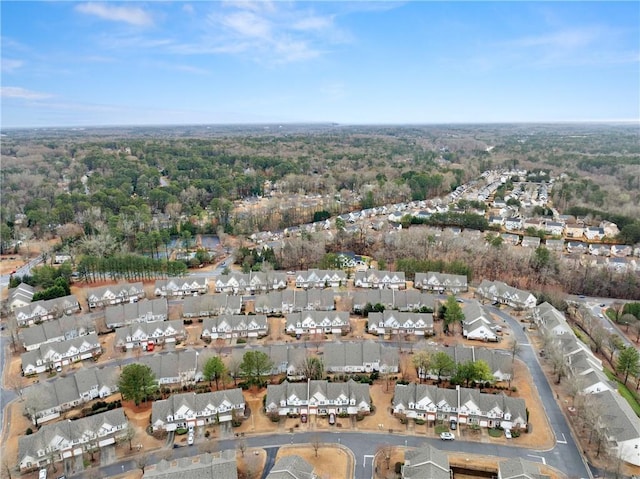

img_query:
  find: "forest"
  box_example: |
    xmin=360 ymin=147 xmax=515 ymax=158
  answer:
xmin=1 ymin=123 xmax=639 ymax=299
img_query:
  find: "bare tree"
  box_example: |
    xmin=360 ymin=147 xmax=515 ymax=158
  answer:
xmin=135 ymin=454 xmax=150 ymax=474
xmin=377 ymin=444 xmax=393 ymax=471
xmin=244 ymin=450 xmax=262 ymax=479
xmin=311 ymin=433 xmax=322 ymax=458
xmin=2 ymin=458 xmax=13 ymax=479
xmin=237 ymin=439 xmax=247 ymax=458
xmin=121 ymin=424 xmax=136 ymax=451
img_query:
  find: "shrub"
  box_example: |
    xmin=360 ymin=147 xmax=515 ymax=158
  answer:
xmin=414 ymin=419 xmax=426 ymax=425
xmin=26 ymin=428 xmax=33 ymax=435
xmin=237 ymin=338 xmax=247 ymax=344
xmin=267 ymin=412 xmax=281 ymax=423
xmin=395 ymin=462 xmax=403 ymax=474
xmin=175 ymin=427 xmax=188 ymax=435
xmin=205 ymin=430 xmax=210 ymax=438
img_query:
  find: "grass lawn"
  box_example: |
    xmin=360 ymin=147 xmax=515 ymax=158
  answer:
xmin=434 ymin=425 xmax=449 ymax=434
xmin=488 ymin=428 xmax=503 ymax=438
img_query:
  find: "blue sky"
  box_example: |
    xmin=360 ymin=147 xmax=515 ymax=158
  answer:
xmin=1 ymin=1 xmax=639 ymax=127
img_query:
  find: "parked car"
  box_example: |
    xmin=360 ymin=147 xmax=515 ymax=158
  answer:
xmin=450 ymin=419 xmax=457 ymax=430
xmin=329 ymin=413 xmax=336 ymax=425
xmin=301 ymin=413 xmax=308 ymax=423
xmin=505 ymin=429 xmax=512 ymax=439
xmin=187 ymin=432 xmax=194 ymax=445
xmin=440 ymin=432 xmax=455 ymax=440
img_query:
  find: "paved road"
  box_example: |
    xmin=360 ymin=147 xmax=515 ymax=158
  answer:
xmin=0 ymin=333 xmax=17 ymax=438
xmin=490 ymin=306 xmax=591 ymax=478
xmin=0 ymin=254 xmax=44 ymax=289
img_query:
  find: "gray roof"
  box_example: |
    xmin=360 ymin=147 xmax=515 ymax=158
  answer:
xmin=19 ymin=409 xmax=127 ymax=464
xmin=86 ymin=282 xmax=144 ymax=301
xmin=143 ymin=451 xmax=237 ymax=479
xmin=151 ymin=388 xmax=245 ymax=425
xmin=499 ymin=458 xmax=548 ymax=479
xmin=105 ymin=298 xmax=168 ymax=327
xmin=593 ymin=389 xmax=640 ymax=443
xmin=266 ymin=455 xmax=314 ymax=479
xmin=266 ymin=379 xmax=370 ymax=410
xmin=403 ymin=445 xmax=449 ymax=479
xmin=140 ymin=350 xmax=199 ymax=381
xmin=323 ymin=341 xmax=399 ymax=371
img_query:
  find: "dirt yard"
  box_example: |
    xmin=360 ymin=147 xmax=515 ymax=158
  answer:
xmin=274 ymin=444 xmax=352 ymax=479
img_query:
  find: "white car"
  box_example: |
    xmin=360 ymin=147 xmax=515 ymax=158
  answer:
xmin=440 ymin=432 xmax=455 ymax=440
xmin=187 ymin=432 xmax=194 ymax=445
xmin=505 ymin=429 xmax=512 ymax=439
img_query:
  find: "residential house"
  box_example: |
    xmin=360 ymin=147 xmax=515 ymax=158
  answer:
xmin=21 ymin=333 xmax=102 ymax=375
xmin=213 ymin=272 xmax=286 ymax=295
xmin=599 ymin=221 xmax=620 ymax=238
xmin=392 ymin=383 xmax=527 ymax=430
xmin=105 ymin=298 xmax=168 ymax=329
xmin=522 ymin=218 xmax=543 ymax=232
xmin=566 ymin=241 xmax=588 ymax=254
xmin=295 ymin=269 xmax=347 ymax=289
xmin=544 ymin=239 xmax=564 ymax=252
xmin=265 ymin=379 xmax=371 ymax=417
xmin=544 ymin=221 xmax=564 ymax=236
xmin=140 ymin=350 xmax=200 ymax=385
xmin=585 ymin=227 xmax=605 ymax=241
xmin=21 ymin=314 xmax=95 ymax=351
xmin=588 ymin=244 xmax=610 ymax=256
xmin=114 ymin=319 xmax=186 ymax=349
xmin=18 ymin=409 xmax=128 ymax=472
xmin=498 ymin=458 xmax=550 ymax=479
xmin=230 ymin=344 xmax=308 ymax=379
xmin=267 ymin=455 xmax=315 ymax=479
xmin=529 ymin=302 xmax=572 ymax=337
xmin=504 ymin=217 xmax=523 ymax=232
xmin=611 ymin=244 xmax=633 ymax=257
xmin=489 ymin=216 xmax=505 ymax=227
xmin=367 ymin=311 xmax=434 ymax=337
xmin=564 ymin=223 xmax=585 ymax=239
xmin=182 ymin=294 xmax=242 ymax=318
xmin=285 ymin=311 xmax=350 ymax=336
xmin=201 ymin=314 xmax=268 ymax=340
xmin=352 ymin=290 xmax=436 ymax=314
xmin=607 ymin=257 xmax=631 ymax=273
xmin=521 ymin=236 xmax=541 ymax=249
xmin=6 ymin=282 xmax=34 ymax=312
xmin=253 ymin=290 xmax=335 ymax=315
xmin=417 ymin=344 xmax=512 ymax=383
xmin=151 ymin=389 xmax=245 ymax=431
xmin=22 ymin=366 xmax=119 ymax=424
xmin=154 ymin=276 xmax=208 ymax=297
xmin=402 ymin=445 xmax=450 ymax=479
xmin=413 ymin=272 xmax=468 ymax=294
xmin=323 ymin=341 xmax=399 ymax=374
xmin=590 ymin=389 xmax=640 ymax=467
xmin=475 ymin=280 xmax=537 ymax=310
xmin=14 ymin=295 xmax=81 ymax=327
xmin=354 ymin=270 xmax=406 ymax=289
xmin=143 ymin=451 xmax=238 ymax=479
xmin=500 ymin=233 xmax=520 ymax=246
xmin=86 ymin=282 xmax=145 ymax=309
xmin=53 ymin=254 xmax=72 ymax=264
xmin=462 ymin=301 xmax=501 ymax=342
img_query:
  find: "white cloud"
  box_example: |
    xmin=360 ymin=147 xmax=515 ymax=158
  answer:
xmin=221 ymin=11 xmax=272 ymax=38
xmin=1 ymin=86 xmax=53 ymax=100
xmin=1 ymin=58 xmax=24 ymax=73
xmin=291 ymin=15 xmax=334 ymax=32
xmin=75 ymin=3 xmax=153 ymax=27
